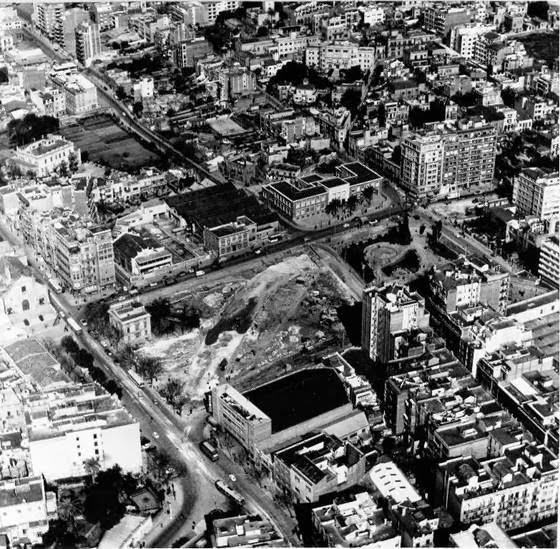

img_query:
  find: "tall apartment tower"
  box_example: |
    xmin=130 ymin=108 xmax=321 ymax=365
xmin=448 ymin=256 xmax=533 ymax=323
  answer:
xmin=75 ymin=21 xmax=101 ymax=66
xmin=34 ymin=3 xmax=64 ymax=47
xmin=362 ymin=284 xmax=431 ymax=363
xmin=441 ymin=120 xmax=497 ymax=196
xmin=400 ymin=132 xmax=444 ymax=199
xmin=513 ymin=168 xmax=560 ymax=220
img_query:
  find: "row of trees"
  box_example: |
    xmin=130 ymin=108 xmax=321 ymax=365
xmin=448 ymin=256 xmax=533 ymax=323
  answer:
xmin=325 ymin=186 xmax=375 ymax=217
xmin=8 ymin=113 xmax=60 ymax=147
xmin=145 ymin=298 xmax=201 ymax=336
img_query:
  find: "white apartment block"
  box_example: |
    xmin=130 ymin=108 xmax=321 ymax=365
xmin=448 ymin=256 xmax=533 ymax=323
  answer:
xmin=108 ymin=300 xmax=152 ymax=345
xmin=203 ymin=0 xmax=239 ymax=25
xmin=14 ymin=135 xmax=79 ymax=178
xmin=360 ymin=6 xmax=385 ymax=26
xmin=50 ymin=72 xmax=98 ymax=115
xmin=400 ymin=132 xmax=444 ymax=198
xmin=306 ymin=42 xmax=376 ymax=71
xmin=0 ymin=477 xmax=57 ymax=545
xmin=29 ymin=87 xmax=67 ymax=117
xmin=513 ymin=168 xmax=560 ymax=220
xmin=538 ymin=236 xmax=559 ymax=289
xmin=26 ymin=383 xmax=142 ymax=481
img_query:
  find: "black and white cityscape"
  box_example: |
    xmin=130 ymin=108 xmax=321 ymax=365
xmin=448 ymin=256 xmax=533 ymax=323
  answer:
xmin=0 ymin=1 xmax=558 ymax=548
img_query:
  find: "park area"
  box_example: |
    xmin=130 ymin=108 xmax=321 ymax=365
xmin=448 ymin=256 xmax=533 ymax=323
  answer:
xmin=332 ymin=213 xmax=444 ymax=286
xmin=137 ymin=253 xmax=356 ymax=406
xmin=59 ymin=114 xmax=160 ymax=171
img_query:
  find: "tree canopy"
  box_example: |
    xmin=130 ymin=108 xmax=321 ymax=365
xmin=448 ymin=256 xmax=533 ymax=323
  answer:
xmin=8 ymin=114 xmax=60 ymax=146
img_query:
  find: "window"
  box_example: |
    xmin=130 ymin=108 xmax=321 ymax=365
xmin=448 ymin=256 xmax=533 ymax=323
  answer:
xmin=22 ymin=299 xmax=30 ymax=311
xmin=21 ymin=286 xmax=26 ymax=293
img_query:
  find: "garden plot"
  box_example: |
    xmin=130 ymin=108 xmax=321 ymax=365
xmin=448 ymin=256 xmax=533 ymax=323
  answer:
xmin=139 ymin=254 xmax=352 ymax=404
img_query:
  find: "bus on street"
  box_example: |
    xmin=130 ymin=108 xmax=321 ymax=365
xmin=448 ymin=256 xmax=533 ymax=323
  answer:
xmin=67 ymin=317 xmax=83 ymax=335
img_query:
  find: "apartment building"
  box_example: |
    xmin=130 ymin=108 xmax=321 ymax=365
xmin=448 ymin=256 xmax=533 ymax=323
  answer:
xmin=14 ymin=135 xmax=79 ymax=178
xmin=34 ymin=3 xmax=64 ymax=47
xmin=51 ymin=219 xmax=115 ymax=294
xmin=436 ymin=443 xmax=558 ymax=531
xmin=307 ymin=42 xmax=375 ymax=72
xmin=513 ymin=168 xmax=560 ymax=220
xmin=108 ymin=300 xmax=151 ymax=345
xmin=210 ymin=514 xmax=284 ymax=548
xmin=90 ymin=3 xmax=114 ymax=31
xmin=29 ymin=87 xmax=66 ymax=117
xmin=400 ymin=132 xmax=444 ymax=199
xmin=424 ymin=6 xmax=472 ymax=37
xmin=0 ymin=477 xmax=56 ymax=545
xmin=174 ymin=37 xmax=212 ymax=68
xmin=50 ymin=72 xmax=99 ymax=115
xmin=401 ymin=120 xmax=497 ymax=199
xmin=538 ymin=236 xmax=559 ymax=288
xmin=26 ymin=383 xmax=142 ymax=480
xmin=311 ymin=492 xmax=400 ymax=548
xmin=427 ymin=255 xmax=510 ymax=315
xmin=441 ymin=120 xmax=497 ymax=195
xmin=362 ymin=283 xmax=430 ymax=363
xmin=75 ymin=21 xmax=101 ymax=66
xmin=272 ymin=432 xmax=366 ymax=503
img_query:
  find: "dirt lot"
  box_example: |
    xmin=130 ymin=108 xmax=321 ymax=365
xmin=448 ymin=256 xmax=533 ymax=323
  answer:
xmin=59 ymin=114 xmax=160 ymax=170
xmin=139 ymin=253 xmax=354 ymax=404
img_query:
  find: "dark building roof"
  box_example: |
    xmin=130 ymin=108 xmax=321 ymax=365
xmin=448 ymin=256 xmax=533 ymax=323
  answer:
xmin=165 ymin=183 xmax=277 ymax=229
xmin=113 ymin=232 xmax=161 ymax=259
xmin=269 ymin=181 xmax=327 ymax=202
xmin=244 ymin=368 xmax=349 ymax=433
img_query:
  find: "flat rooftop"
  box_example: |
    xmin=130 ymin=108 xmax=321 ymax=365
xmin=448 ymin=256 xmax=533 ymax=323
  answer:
xmin=243 ymin=368 xmax=349 ymax=433
xmin=269 ymin=180 xmax=326 ymax=202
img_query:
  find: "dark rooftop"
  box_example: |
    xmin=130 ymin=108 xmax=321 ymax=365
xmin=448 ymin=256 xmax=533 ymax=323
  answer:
xmin=269 ymin=181 xmax=327 ymax=202
xmin=165 ymin=183 xmax=277 ymax=229
xmin=244 ymin=368 xmax=349 ymax=433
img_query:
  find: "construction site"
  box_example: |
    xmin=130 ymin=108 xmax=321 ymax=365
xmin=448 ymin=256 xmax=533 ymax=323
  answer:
xmin=138 ymin=251 xmax=358 ymax=404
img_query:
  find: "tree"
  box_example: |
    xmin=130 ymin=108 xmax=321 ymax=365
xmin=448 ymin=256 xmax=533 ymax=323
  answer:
xmin=116 ymin=86 xmax=127 ymax=100
xmin=69 ymin=151 xmax=79 ymax=172
xmin=74 ymin=348 xmax=94 ymax=369
xmin=340 ymin=88 xmax=362 ymax=117
xmin=136 ymin=355 xmax=163 ymax=383
xmin=61 ymin=335 xmax=80 ymax=355
xmin=501 ymin=87 xmax=517 ymax=108
xmin=342 ymin=65 xmax=363 ymax=83
xmin=83 ymin=465 xmax=138 ymax=529
xmin=146 ymin=299 xmax=173 ymax=335
xmin=83 ymin=301 xmax=110 ymax=334
xmin=527 ymin=1 xmax=549 ymax=20
xmin=256 ymin=25 xmax=269 ymax=37
xmin=8 ymin=113 xmax=59 ymax=146
xmin=362 ymin=186 xmax=374 ymax=204
xmin=58 ymin=160 xmax=69 ymax=177
xmin=160 ymin=378 xmax=187 ymax=411
xmin=133 ymin=101 xmax=143 ymax=117
xmin=84 ymin=458 xmax=101 ymax=480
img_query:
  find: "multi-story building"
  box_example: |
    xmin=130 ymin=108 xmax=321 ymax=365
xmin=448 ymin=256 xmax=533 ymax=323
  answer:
xmin=0 ymin=477 xmax=56 ymax=545
xmin=50 ymin=72 xmax=99 ymax=115
xmin=218 ymin=66 xmax=257 ymax=102
xmin=538 ymin=236 xmax=559 ymax=288
xmin=261 ymin=181 xmax=328 ymax=221
xmin=436 ymin=443 xmax=558 ymax=531
xmin=209 ymin=514 xmax=284 ymax=548
xmin=108 ymin=300 xmax=151 ymax=345
xmin=513 ymin=168 xmax=560 ymax=220
xmin=311 ymin=492 xmax=400 ymax=548
xmin=202 ymin=0 xmax=239 ymax=25
xmin=400 ymin=132 xmax=444 ymax=199
xmin=74 ymin=21 xmax=101 ymax=66
xmin=90 ymin=3 xmax=114 ymax=31
xmin=427 ymin=255 xmax=510 ymax=315
xmin=174 ymin=37 xmax=212 ymax=68
xmin=34 ymin=3 xmax=64 ymax=47
xmin=14 ymin=135 xmax=79 ymax=178
xmin=29 ymin=87 xmax=66 ymax=117
xmin=26 ymin=383 xmax=142 ymax=481
xmin=401 ymin=120 xmax=497 ymax=199
xmin=52 ymin=220 xmax=115 ymax=294
xmin=272 ymin=432 xmax=367 ymax=503
xmin=441 ymin=120 xmax=497 ymax=195
xmin=361 ymin=283 xmax=430 ymax=363
xmin=424 ymin=5 xmax=472 ymax=37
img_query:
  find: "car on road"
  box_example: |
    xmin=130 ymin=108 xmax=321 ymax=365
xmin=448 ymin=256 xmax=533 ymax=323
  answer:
xmin=106 ymin=350 xmax=113 ymax=357
xmin=152 ymin=432 xmax=160 ymax=439
xmin=343 ymin=223 xmax=350 ymax=228
xmin=80 ymin=319 xmax=87 ymax=327
xmin=229 ymin=474 xmax=237 ymax=482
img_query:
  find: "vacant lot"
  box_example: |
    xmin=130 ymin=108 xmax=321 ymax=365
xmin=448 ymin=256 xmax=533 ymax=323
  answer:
xmin=139 ymin=253 xmax=355 ymax=404
xmin=59 ymin=114 xmax=160 ymax=170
